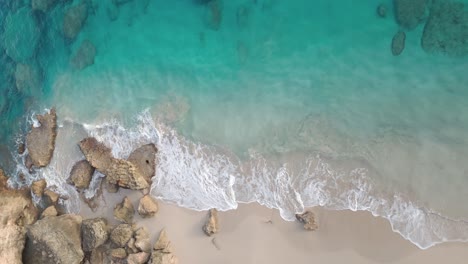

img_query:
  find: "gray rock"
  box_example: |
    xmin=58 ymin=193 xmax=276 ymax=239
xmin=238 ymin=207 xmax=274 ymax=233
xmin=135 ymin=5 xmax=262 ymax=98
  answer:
xmin=393 ymin=0 xmax=429 ymax=30
xmin=23 ymin=214 xmax=84 ymax=264
xmin=391 ymin=30 xmax=406 ymax=56
xmin=151 ymin=229 xmax=177 ymax=264
xmin=138 ymin=194 xmax=158 ymax=218
xmin=32 ymin=0 xmax=57 ymax=12
xmin=71 ymin=39 xmax=97 ymax=70
xmin=114 ymin=196 xmax=135 ymax=223
xmin=81 ymin=218 xmax=109 ymax=252
xmin=26 ymin=109 xmax=57 ymax=167
xmin=69 ymin=160 xmax=95 ymax=189
xmin=63 ymin=2 xmax=88 ymax=39
xmin=110 ymin=224 xmax=133 ymax=247
xmin=296 ymin=211 xmax=318 ymax=231
xmin=202 ymin=209 xmax=219 ymax=236
xmin=127 ymin=143 xmax=157 ymax=184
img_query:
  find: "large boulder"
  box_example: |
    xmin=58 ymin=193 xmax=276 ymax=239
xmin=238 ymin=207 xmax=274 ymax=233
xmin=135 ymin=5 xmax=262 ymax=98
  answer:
xmin=15 ymin=62 xmax=42 ymax=96
xmin=23 ymin=214 xmax=84 ymax=264
xmin=63 ymin=2 xmax=88 ymax=39
xmin=151 ymin=229 xmax=178 ymax=264
xmin=32 ymin=0 xmax=57 ymax=12
xmin=114 ymin=196 xmax=134 ymax=223
xmin=296 ymin=211 xmax=318 ymax=231
xmin=79 ymin=137 xmax=113 ymax=172
xmin=69 ymin=159 xmax=94 ymax=189
xmin=391 ymin=30 xmax=406 ymax=56
xmin=138 ymin=194 xmax=158 ymax=218
xmin=71 ymin=39 xmax=97 ymax=70
xmin=3 ymin=7 xmax=41 ymax=62
xmin=421 ymin=1 xmax=468 ymax=57
xmin=202 ymin=209 xmax=219 ymax=236
xmin=110 ymin=224 xmax=133 ymax=247
xmin=26 ymin=109 xmax=57 ymax=167
xmin=393 ymin=0 xmax=429 ymax=30
xmin=81 ymin=218 xmax=109 ymax=252
xmin=127 ymin=143 xmax=157 ymax=184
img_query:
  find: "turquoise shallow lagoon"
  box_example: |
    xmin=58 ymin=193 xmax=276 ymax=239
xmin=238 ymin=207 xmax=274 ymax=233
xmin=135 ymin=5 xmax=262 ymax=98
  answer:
xmin=1 ymin=0 xmax=468 ymax=249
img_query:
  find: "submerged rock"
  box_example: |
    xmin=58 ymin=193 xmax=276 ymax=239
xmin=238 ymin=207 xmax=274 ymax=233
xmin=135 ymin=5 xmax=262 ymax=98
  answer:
xmin=296 ymin=211 xmax=318 ymax=231
xmin=15 ymin=62 xmax=42 ymax=96
xmin=63 ymin=2 xmax=88 ymax=39
xmin=114 ymin=196 xmax=135 ymax=223
xmin=202 ymin=208 xmax=219 ymax=236
xmin=71 ymin=39 xmax=97 ymax=70
xmin=69 ymin=160 xmax=94 ymax=189
xmin=110 ymin=224 xmax=133 ymax=247
xmin=128 ymin=143 xmax=157 ymax=184
xmin=151 ymin=229 xmax=178 ymax=264
xmin=81 ymin=218 xmax=109 ymax=252
xmin=40 ymin=205 xmax=58 ymax=218
xmin=26 ymin=109 xmax=57 ymax=167
xmin=377 ymin=4 xmax=387 ymax=18
xmin=205 ymin=0 xmax=223 ymax=30
xmin=32 ymin=0 xmax=57 ymax=12
xmin=31 ymin=179 xmax=47 ymax=197
xmin=134 ymin=227 xmax=151 ymax=253
xmin=393 ymin=0 xmax=429 ymax=30
xmin=138 ymin=194 xmax=158 ymax=218
xmin=23 ymin=214 xmax=84 ymax=264
xmin=391 ymin=30 xmax=406 ymax=56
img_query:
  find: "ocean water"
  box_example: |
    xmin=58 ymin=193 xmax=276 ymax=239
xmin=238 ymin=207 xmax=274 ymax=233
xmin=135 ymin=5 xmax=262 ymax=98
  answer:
xmin=1 ymin=0 xmax=468 ymax=249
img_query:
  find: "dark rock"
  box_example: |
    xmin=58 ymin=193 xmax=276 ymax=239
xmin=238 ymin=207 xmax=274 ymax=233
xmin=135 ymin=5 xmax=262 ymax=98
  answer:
xmin=113 ymin=0 xmax=133 ymax=6
xmin=106 ymin=2 xmax=119 ymax=21
xmin=71 ymin=39 xmax=97 ymax=70
xmin=110 ymin=248 xmax=127 ymax=261
xmin=151 ymin=229 xmax=177 ymax=264
xmin=296 ymin=211 xmax=318 ymax=231
xmin=127 ymin=143 xmax=157 ymax=184
xmin=32 ymin=0 xmax=57 ymax=12
xmin=23 ymin=214 xmax=84 ymax=264
xmin=104 ymin=177 xmax=119 ymax=193
xmin=40 ymin=205 xmax=58 ymax=219
xmin=26 ymin=109 xmax=57 ymax=167
xmin=377 ymin=4 xmax=387 ymax=18
xmin=393 ymin=0 xmax=429 ymax=30
xmin=31 ymin=179 xmax=47 ymax=197
xmin=81 ymin=218 xmax=109 ymax=252
xmin=25 ymin=155 xmax=34 ymax=171
xmin=391 ymin=30 xmax=406 ymax=56
xmin=114 ymin=196 xmax=134 ymax=223
xmin=202 ymin=208 xmax=219 ymax=236
xmin=69 ymin=160 xmax=94 ymax=189
xmin=110 ymin=224 xmax=133 ymax=247
xmin=138 ymin=194 xmax=158 ymax=218
xmin=63 ymin=3 xmax=88 ymax=39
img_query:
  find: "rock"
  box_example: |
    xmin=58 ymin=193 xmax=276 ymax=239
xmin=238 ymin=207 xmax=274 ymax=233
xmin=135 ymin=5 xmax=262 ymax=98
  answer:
xmin=3 ymin=7 xmax=41 ymax=62
xmin=79 ymin=137 xmax=113 ymax=172
xmin=127 ymin=237 xmax=138 ymax=254
xmin=26 ymin=109 xmax=57 ymax=167
xmin=0 ymin=225 xmax=26 ymax=264
xmin=32 ymin=0 xmax=57 ymax=12
xmin=69 ymin=160 xmax=94 ymax=189
xmin=0 ymin=168 xmax=9 ymax=190
xmin=151 ymin=229 xmax=177 ymax=264
xmin=16 ymin=61 xmax=43 ymax=96
xmin=202 ymin=209 xmax=219 ymax=236
xmin=127 ymin=252 xmax=150 ymax=264
xmin=31 ymin=179 xmax=47 ymax=197
xmin=81 ymin=218 xmax=109 ymax=252
xmin=40 ymin=205 xmax=58 ymax=218
xmin=63 ymin=2 xmax=88 ymax=39
xmin=18 ymin=143 xmax=26 ymax=155
xmin=104 ymin=177 xmax=119 ymax=193
xmin=205 ymin=0 xmax=222 ymax=30
xmin=127 ymin=143 xmax=157 ymax=184
xmin=110 ymin=248 xmax=127 ymax=260
xmin=377 ymin=4 xmax=387 ymax=18
xmin=134 ymin=227 xmax=151 ymax=253
xmin=391 ymin=30 xmax=406 ymax=56
xmin=421 ymin=1 xmax=468 ymax=57
xmin=71 ymin=39 xmax=97 ymax=70
xmin=393 ymin=0 xmax=429 ymax=30
xmin=296 ymin=211 xmax=318 ymax=231
xmin=110 ymin=224 xmax=133 ymax=247
xmin=114 ymin=196 xmax=135 ymax=223
xmin=89 ymin=246 xmax=110 ymax=264
xmin=43 ymin=189 xmax=60 ymax=205
xmin=23 ymin=214 xmax=84 ymax=264
xmin=138 ymin=195 xmax=158 ymax=218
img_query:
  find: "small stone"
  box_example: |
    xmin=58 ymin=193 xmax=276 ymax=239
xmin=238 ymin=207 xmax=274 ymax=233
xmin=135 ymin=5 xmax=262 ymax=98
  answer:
xmin=31 ymin=179 xmax=47 ymax=197
xmin=391 ymin=30 xmax=406 ymax=56
xmin=110 ymin=224 xmax=133 ymax=247
xmin=114 ymin=196 xmax=134 ymax=223
xmin=81 ymin=218 xmax=109 ymax=252
xmin=134 ymin=227 xmax=151 ymax=253
xmin=69 ymin=160 xmax=95 ymax=189
xmin=25 ymin=155 xmax=34 ymax=171
xmin=110 ymin=248 xmax=127 ymax=260
xmin=296 ymin=211 xmax=318 ymax=231
xmin=127 ymin=252 xmax=150 ymax=264
xmin=202 ymin=209 xmax=219 ymax=236
xmin=40 ymin=206 xmax=58 ymax=219
xmin=127 ymin=238 xmax=138 ymax=254
xmin=89 ymin=246 xmax=108 ymax=264
xmin=138 ymin=195 xmax=158 ymax=218
xmin=18 ymin=143 xmax=26 ymax=155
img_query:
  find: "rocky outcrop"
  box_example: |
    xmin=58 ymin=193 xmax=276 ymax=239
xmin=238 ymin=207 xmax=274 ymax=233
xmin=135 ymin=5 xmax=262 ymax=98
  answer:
xmin=79 ymin=137 xmax=149 ymax=190
xmin=32 ymin=0 xmax=57 ymax=12
xmin=31 ymin=179 xmax=47 ymax=197
xmin=421 ymin=1 xmax=468 ymax=57
xmin=391 ymin=31 xmax=406 ymax=56
xmin=151 ymin=229 xmax=178 ymax=264
xmin=393 ymin=0 xmax=429 ymax=30
xmin=26 ymin=109 xmax=57 ymax=167
xmin=23 ymin=214 xmax=83 ymax=264
xmin=110 ymin=224 xmax=133 ymax=247
xmin=69 ymin=160 xmax=94 ymax=189
xmin=127 ymin=252 xmax=150 ymax=264
xmin=81 ymin=218 xmax=109 ymax=252
xmin=63 ymin=2 xmax=88 ymax=39
xmin=89 ymin=246 xmax=110 ymax=264
xmin=40 ymin=205 xmax=58 ymax=219
xmin=202 ymin=208 xmax=219 ymax=236
xmin=138 ymin=195 xmax=158 ymax=218
xmin=296 ymin=211 xmax=318 ymax=231
xmin=134 ymin=227 xmax=151 ymax=253
xmin=128 ymin=143 xmax=157 ymax=184
xmin=114 ymin=196 xmax=135 ymax=223
xmin=71 ymin=39 xmax=97 ymax=70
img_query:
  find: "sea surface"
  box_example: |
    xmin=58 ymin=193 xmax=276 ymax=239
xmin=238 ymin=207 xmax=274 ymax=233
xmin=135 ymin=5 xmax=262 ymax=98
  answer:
xmin=1 ymin=0 xmax=468 ymax=249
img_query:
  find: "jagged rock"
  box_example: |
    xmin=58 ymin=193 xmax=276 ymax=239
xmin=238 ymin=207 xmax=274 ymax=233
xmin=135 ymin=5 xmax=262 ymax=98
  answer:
xmin=32 ymin=0 xmax=57 ymax=12
xmin=110 ymin=224 xmax=133 ymax=247
xmin=134 ymin=227 xmax=151 ymax=253
xmin=421 ymin=1 xmax=468 ymax=57
xmin=127 ymin=252 xmax=150 ymax=264
xmin=31 ymin=179 xmax=47 ymax=197
xmin=138 ymin=195 xmax=158 ymax=218
xmin=202 ymin=209 xmax=219 ymax=236
xmin=104 ymin=177 xmax=119 ymax=193
xmin=114 ymin=196 xmax=134 ymax=223
xmin=204 ymin=0 xmax=222 ymax=30
xmin=23 ymin=214 xmax=84 ymax=264
xmin=296 ymin=211 xmax=318 ymax=231
xmin=3 ymin=7 xmax=40 ymax=62
xmin=43 ymin=189 xmax=60 ymax=205
xmin=391 ymin=31 xmax=406 ymax=56
xmin=127 ymin=143 xmax=157 ymax=184
xmin=40 ymin=205 xmax=58 ymax=219
xmin=63 ymin=2 xmax=88 ymax=39
xmin=69 ymin=160 xmax=94 ymax=189
xmin=82 ymin=218 xmax=109 ymax=252
xmin=377 ymin=4 xmax=387 ymax=18
xmin=26 ymin=109 xmax=57 ymax=167
xmin=393 ymin=0 xmax=429 ymax=30
xmin=151 ymin=229 xmax=177 ymax=264
xmin=79 ymin=137 xmax=113 ymax=172
xmin=71 ymin=39 xmax=97 ymax=70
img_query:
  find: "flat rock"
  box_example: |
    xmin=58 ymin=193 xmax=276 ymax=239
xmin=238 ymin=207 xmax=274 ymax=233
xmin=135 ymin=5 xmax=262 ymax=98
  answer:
xmin=0 ymin=168 xmax=8 ymax=190
xmin=114 ymin=196 xmax=134 ymax=223
xmin=138 ymin=195 xmax=158 ymax=218
xmin=104 ymin=177 xmax=119 ymax=193
xmin=128 ymin=143 xmax=157 ymax=184
xmin=71 ymin=39 xmax=97 ymax=70
xmin=31 ymin=179 xmax=47 ymax=197
xmin=202 ymin=209 xmax=219 ymax=236
xmin=69 ymin=160 xmax=94 ymax=189
xmin=391 ymin=30 xmax=406 ymax=56
xmin=63 ymin=2 xmax=88 ymax=39
xmin=23 ymin=214 xmax=84 ymax=264
xmin=127 ymin=252 xmax=150 ymax=264
xmin=82 ymin=218 xmax=109 ymax=252
xmin=40 ymin=205 xmax=58 ymax=219
xmin=26 ymin=109 xmax=57 ymax=167
xmin=152 ymin=229 xmax=177 ymax=264
xmin=110 ymin=224 xmax=133 ymax=247
xmin=393 ymin=0 xmax=429 ymax=30
xmin=296 ymin=211 xmax=318 ymax=231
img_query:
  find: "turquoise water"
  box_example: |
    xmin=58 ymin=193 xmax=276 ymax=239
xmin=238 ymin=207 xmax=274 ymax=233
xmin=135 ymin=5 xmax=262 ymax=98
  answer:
xmin=1 ymin=0 xmax=468 ymax=249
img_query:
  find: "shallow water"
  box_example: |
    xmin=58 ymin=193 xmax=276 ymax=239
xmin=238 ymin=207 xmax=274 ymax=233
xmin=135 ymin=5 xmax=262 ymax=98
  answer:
xmin=1 ymin=0 xmax=468 ymax=249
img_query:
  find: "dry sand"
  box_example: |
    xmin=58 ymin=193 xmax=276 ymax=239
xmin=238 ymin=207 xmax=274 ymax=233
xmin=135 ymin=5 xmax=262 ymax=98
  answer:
xmin=80 ymin=188 xmax=468 ymax=264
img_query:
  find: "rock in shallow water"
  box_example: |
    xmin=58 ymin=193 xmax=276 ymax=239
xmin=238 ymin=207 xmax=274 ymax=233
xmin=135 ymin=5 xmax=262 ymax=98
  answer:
xmin=69 ymin=159 xmax=94 ymax=189
xmin=31 ymin=179 xmax=46 ymax=197
xmin=15 ymin=62 xmax=43 ymax=97
xmin=26 ymin=109 xmax=57 ymax=167
xmin=71 ymin=39 xmax=97 ymax=70
xmin=114 ymin=196 xmax=135 ymax=223
xmin=32 ymin=0 xmax=57 ymax=12
xmin=63 ymin=2 xmax=88 ymax=39
xmin=391 ymin=30 xmax=406 ymax=56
